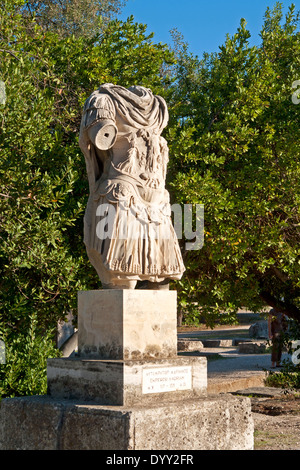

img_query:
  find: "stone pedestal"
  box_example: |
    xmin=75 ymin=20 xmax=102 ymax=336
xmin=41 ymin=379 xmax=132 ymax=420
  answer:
xmin=0 ymin=394 xmax=254 ymax=450
xmin=77 ymin=290 xmax=177 ymax=360
xmin=47 ymin=356 xmax=207 ymax=406
xmin=0 ymin=290 xmax=254 ymax=450
xmin=47 ymin=290 xmax=207 ymax=406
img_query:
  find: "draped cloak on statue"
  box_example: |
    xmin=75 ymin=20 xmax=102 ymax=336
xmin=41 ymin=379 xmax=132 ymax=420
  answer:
xmin=79 ymin=83 xmax=185 ymax=288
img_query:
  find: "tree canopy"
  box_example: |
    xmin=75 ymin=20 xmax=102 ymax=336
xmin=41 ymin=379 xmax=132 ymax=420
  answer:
xmin=0 ymin=0 xmax=299 ymax=397
xmin=19 ymin=0 xmax=128 ymax=37
xmin=167 ymin=2 xmax=300 ymax=325
xmin=0 ymin=0 xmax=174 ymax=396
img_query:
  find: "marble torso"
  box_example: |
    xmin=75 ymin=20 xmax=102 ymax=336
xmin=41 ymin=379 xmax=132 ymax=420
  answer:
xmin=79 ymin=84 xmax=184 ymax=288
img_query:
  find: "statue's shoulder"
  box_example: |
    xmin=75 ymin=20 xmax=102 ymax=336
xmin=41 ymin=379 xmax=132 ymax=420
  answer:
xmin=82 ymin=88 xmax=116 ymax=131
xmin=83 ymin=88 xmax=114 ymax=113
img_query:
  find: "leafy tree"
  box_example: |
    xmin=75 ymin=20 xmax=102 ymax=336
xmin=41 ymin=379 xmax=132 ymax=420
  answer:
xmin=0 ymin=313 xmax=60 ymax=398
xmin=0 ymin=0 xmax=174 ymax=397
xmin=20 ymin=0 xmax=128 ymax=37
xmin=1 ymin=1 xmax=87 ymax=338
xmin=167 ymin=3 xmax=300 ymax=326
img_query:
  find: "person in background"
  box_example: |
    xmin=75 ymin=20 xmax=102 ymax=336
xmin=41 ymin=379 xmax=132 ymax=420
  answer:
xmin=268 ymin=308 xmax=287 ymax=368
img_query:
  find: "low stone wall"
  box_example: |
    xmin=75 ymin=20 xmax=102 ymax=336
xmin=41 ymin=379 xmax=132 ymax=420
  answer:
xmin=238 ymin=341 xmax=268 ymax=354
xmin=0 ymin=394 xmax=254 ymax=450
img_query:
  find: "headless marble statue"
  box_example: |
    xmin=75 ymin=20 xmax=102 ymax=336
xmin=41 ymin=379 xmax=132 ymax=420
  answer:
xmin=79 ymin=84 xmax=185 ymax=289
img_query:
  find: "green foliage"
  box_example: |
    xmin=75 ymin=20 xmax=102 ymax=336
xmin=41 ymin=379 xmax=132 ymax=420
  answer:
xmin=0 ymin=1 xmax=174 ymax=397
xmin=0 ymin=4 xmax=89 ymax=337
xmin=265 ymin=368 xmax=300 ymax=389
xmin=0 ymin=313 xmax=61 ymax=398
xmin=168 ymin=3 xmax=300 ymax=325
xmin=1 ymin=0 xmax=299 ymax=398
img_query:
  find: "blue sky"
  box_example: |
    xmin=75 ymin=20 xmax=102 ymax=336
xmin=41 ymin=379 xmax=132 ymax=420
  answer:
xmin=119 ymin=0 xmax=299 ymax=57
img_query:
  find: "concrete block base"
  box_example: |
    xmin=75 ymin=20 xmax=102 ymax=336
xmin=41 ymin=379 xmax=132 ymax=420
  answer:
xmin=47 ymin=356 xmax=207 ymax=406
xmin=0 ymin=289 xmax=254 ymax=450
xmin=0 ymin=394 xmax=254 ymax=450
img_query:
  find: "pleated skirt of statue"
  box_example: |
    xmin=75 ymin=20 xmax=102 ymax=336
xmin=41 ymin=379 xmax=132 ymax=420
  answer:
xmin=84 ymin=195 xmax=185 ymax=283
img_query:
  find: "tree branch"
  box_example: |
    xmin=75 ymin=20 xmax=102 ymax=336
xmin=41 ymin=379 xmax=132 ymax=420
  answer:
xmin=260 ymin=290 xmax=300 ymax=322
xmin=0 ymin=49 xmax=20 ymax=60
xmin=270 ymin=266 xmax=290 ymax=283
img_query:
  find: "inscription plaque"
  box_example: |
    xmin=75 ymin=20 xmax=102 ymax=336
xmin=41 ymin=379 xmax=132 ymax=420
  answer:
xmin=142 ymin=366 xmax=192 ymax=394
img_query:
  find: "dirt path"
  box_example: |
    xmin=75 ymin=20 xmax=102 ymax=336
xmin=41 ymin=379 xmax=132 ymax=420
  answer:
xmin=178 ymin=324 xmax=300 ymax=450
xmin=251 ymin=394 xmax=300 ymax=450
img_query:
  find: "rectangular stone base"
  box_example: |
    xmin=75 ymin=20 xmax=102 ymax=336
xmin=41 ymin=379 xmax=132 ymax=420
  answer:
xmin=78 ymin=290 xmax=177 ymax=360
xmin=47 ymin=356 xmax=207 ymax=406
xmin=0 ymin=395 xmax=254 ymax=450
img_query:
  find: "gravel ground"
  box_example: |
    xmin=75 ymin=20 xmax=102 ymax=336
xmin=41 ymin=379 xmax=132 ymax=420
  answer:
xmin=252 ymin=395 xmax=300 ymax=450
xmin=179 ymin=324 xmax=300 ymax=450
xmin=207 ymin=352 xmax=300 ymax=450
